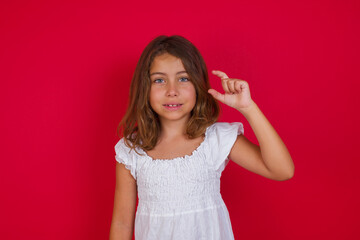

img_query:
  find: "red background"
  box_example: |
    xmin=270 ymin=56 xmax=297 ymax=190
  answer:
xmin=1 ymin=0 xmax=359 ymax=239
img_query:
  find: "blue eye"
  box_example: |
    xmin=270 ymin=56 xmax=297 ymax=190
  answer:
xmin=179 ymin=77 xmax=189 ymax=82
xmin=154 ymin=79 xmax=164 ymax=83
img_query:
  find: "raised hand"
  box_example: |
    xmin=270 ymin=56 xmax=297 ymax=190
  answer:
xmin=208 ymin=70 xmax=254 ymax=112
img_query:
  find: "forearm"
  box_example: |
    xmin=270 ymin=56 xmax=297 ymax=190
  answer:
xmin=238 ymin=100 xmax=295 ymax=179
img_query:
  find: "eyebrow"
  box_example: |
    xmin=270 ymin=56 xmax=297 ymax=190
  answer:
xmin=150 ymin=71 xmax=188 ymax=76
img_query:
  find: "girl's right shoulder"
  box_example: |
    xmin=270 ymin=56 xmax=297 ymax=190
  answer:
xmin=114 ymin=137 xmax=138 ymax=180
xmin=114 ymin=137 xmax=136 ymax=157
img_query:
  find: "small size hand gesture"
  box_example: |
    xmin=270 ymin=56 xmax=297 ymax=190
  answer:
xmin=208 ymin=70 xmax=254 ymax=112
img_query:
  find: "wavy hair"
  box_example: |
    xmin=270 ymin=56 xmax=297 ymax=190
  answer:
xmin=117 ymin=35 xmax=220 ymax=153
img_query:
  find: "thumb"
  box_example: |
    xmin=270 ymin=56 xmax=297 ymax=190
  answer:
xmin=208 ymin=89 xmax=225 ymax=104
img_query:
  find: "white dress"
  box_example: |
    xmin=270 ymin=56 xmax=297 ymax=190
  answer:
xmin=115 ymin=122 xmax=244 ymax=240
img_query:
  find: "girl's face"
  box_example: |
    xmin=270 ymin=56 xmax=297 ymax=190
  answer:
xmin=149 ymin=53 xmax=196 ymax=126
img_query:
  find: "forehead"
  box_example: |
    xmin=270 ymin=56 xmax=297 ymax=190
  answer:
xmin=150 ymin=53 xmax=186 ymax=73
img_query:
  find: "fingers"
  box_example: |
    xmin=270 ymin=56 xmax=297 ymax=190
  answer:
xmin=227 ymin=80 xmax=237 ymax=94
xmin=212 ymin=70 xmax=244 ymax=94
xmin=235 ymin=80 xmax=242 ymax=93
xmin=208 ymin=88 xmax=225 ymax=104
xmin=222 ymin=78 xmax=231 ymax=93
xmin=212 ymin=70 xmax=230 ymax=93
xmin=212 ymin=70 xmax=229 ymax=94
xmin=212 ymin=70 xmax=229 ymax=79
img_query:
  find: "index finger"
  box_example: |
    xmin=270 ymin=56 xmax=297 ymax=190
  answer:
xmin=212 ymin=70 xmax=229 ymax=79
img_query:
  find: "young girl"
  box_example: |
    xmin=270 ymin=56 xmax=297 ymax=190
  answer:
xmin=110 ymin=35 xmax=294 ymax=240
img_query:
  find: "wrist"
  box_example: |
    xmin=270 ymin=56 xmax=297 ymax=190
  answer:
xmin=236 ymin=100 xmax=257 ymax=116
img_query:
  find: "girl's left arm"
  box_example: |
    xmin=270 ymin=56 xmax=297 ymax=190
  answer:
xmin=208 ymin=70 xmax=295 ymax=181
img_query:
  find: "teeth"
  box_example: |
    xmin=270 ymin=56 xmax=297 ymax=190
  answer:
xmin=166 ymin=104 xmax=180 ymax=107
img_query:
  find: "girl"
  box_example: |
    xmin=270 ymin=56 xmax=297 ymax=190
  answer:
xmin=110 ymin=35 xmax=294 ymax=240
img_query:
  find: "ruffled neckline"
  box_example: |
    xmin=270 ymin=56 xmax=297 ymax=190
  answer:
xmin=138 ymin=124 xmax=214 ymax=162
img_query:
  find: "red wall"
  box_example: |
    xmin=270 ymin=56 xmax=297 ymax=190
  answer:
xmin=1 ymin=0 xmax=359 ymax=239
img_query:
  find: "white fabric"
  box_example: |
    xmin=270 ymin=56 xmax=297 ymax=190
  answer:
xmin=115 ymin=122 xmax=244 ymax=240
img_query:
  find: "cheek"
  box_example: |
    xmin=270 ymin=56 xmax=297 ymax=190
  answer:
xmin=191 ymin=84 xmax=197 ymax=98
xmin=185 ymin=85 xmax=197 ymax=104
xmin=149 ymin=88 xmax=156 ymax=103
xmin=149 ymin=87 xmax=163 ymax=107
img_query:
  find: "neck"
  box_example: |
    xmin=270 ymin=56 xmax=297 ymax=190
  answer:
xmin=158 ymin=118 xmax=189 ymax=140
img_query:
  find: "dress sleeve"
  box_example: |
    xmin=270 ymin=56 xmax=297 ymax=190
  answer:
xmin=114 ymin=138 xmax=137 ymax=180
xmin=208 ymin=122 xmax=244 ymax=173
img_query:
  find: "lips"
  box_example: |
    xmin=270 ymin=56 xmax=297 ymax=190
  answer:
xmin=163 ymin=104 xmax=182 ymax=107
xmin=163 ymin=103 xmax=183 ymax=110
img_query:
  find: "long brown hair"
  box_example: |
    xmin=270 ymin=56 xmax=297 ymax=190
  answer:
xmin=117 ymin=35 xmax=220 ymax=152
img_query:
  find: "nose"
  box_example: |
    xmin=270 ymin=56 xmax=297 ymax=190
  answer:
xmin=166 ymin=81 xmax=178 ymax=97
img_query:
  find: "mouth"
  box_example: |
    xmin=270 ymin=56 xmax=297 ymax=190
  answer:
xmin=163 ymin=103 xmax=183 ymax=110
xmin=163 ymin=104 xmax=183 ymax=107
